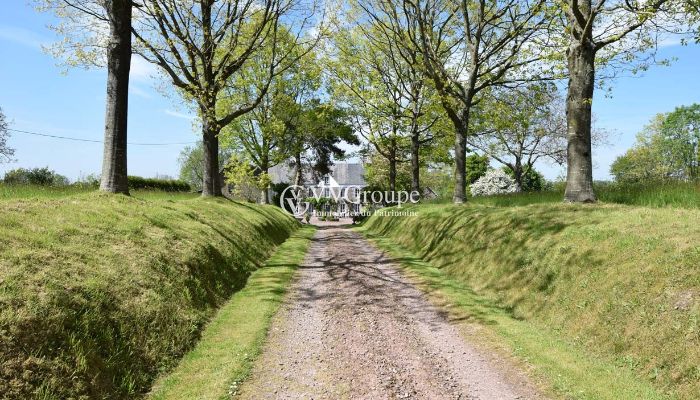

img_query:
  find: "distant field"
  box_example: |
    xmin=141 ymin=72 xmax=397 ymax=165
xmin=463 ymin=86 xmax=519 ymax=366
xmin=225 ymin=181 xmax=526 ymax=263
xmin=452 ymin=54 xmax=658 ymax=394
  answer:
xmin=361 ymin=202 xmax=700 ymax=399
xmin=0 ymin=193 xmax=298 ymax=399
xmin=0 ymin=184 xmax=200 ymax=201
xmin=427 ymin=181 xmax=700 ymax=209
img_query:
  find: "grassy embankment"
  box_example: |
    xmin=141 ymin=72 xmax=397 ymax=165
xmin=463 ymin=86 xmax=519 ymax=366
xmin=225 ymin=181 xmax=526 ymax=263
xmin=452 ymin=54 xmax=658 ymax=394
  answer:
xmin=454 ymin=181 xmax=700 ymax=208
xmin=0 ymin=183 xmax=200 ymax=201
xmin=0 ymin=192 xmax=299 ymax=399
xmin=360 ymin=202 xmax=699 ymax=400
xmin=149 ymin=225 xmax=316 ymax=400
xmin=469 ymin=182 xmax=700 ymax=208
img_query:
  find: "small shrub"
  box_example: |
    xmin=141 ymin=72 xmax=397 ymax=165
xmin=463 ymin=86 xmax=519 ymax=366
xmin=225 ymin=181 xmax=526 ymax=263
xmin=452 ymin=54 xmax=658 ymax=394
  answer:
xmin=470 ymin=169 xmax=520 ymax=197
xmin=127 ymin=176 xmax=191 ymax=192
xmin=3 ymin=167 xmax=70 ymax=186
xmin=503 ymin=166 xmax=549 ymax=192
xmin=74 ymin=173 xmax=100 ymax=189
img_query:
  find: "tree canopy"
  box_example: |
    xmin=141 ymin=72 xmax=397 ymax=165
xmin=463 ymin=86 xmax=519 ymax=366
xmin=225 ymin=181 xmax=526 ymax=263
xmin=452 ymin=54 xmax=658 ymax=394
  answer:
xmin=612 ymin=105 xmax=700 ymax=183
xmin=0 ymin=108 xmax=14 ymax=164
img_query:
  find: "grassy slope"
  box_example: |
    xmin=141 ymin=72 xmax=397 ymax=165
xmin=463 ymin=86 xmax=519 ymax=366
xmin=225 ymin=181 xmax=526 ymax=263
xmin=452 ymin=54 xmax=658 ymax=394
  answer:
xmin=0 ymin=183 xmax=200 ymax=201
xmin=360 ymin=203 xmax=700 ymax=399
xmin=0 ymin=193 xmax=298 ymax=399
xmin=149 ymin=225 xmax=316 ymax=400
xmin=452 ymin=181 xmax=700 ymax=209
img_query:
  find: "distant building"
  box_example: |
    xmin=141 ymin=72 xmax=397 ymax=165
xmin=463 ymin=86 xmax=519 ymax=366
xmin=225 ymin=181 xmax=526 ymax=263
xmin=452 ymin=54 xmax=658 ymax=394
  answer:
xmin=268 ymin=162 xmax=367 ymax=216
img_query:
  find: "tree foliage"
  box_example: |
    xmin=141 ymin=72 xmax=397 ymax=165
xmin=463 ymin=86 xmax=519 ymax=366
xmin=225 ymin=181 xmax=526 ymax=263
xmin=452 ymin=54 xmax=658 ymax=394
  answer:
xmin=560 ymin=0 xmax=686 ymax=202
xmin=178 ymin=142 xmax=233 ymax=191
xmin=396 ymin=0 xmax=554 ymax=203
xmin=465 ymin=154 xmax=489 ymax=186
xmin=0 ymin=107 xmax=14 ymax=164
xmin=38 ymin=0 xmax=133 ymax=194
xmin=132 ymin=0 xmax=321 ymax=196
xmin=611 ymin=105 xmax=700 ymax=183
xmin=468 ymin=84 xmax=566 ymax=187
xmin=503 ymin=166 xmax=547 ymax=192
xmin=3 ymin=167 xmax=70 ymax=186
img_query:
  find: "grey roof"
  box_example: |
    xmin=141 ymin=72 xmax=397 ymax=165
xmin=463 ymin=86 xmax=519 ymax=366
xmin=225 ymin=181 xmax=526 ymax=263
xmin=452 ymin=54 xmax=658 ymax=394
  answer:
xmin=331 ymin=163 xmax=366 ymax=185
xmin=267 ymin=163 xmax=311 ymax=185
xmin=267 ymin=162 xmax=365 ymax=186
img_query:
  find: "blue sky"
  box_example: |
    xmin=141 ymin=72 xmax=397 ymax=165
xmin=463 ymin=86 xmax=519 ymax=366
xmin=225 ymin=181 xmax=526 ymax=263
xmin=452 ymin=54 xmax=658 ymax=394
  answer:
xmin=0 ymin=3 xmax=698 ymax=182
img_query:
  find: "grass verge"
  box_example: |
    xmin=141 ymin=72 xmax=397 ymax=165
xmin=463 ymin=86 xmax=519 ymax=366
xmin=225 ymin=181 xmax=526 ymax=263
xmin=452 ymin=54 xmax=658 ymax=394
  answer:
xmin=148 ymin=225 xmax=316 ymax=400
xmin=0 ymin=193 xmax=298 ymax=399
xmin=0 ymin=183 xmax=200 ymax=201
xmin=446 ymin=181 xmax=700 ymax=209
xmin=362 ymin=232 xmax=665 ymax=400
xmin=359 ymin=203 xmax=700 ymax=399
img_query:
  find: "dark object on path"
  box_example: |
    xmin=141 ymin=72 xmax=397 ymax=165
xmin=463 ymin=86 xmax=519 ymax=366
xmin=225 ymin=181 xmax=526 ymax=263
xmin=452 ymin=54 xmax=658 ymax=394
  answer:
xmin=352 ymin=214 xmax=367 ymax=224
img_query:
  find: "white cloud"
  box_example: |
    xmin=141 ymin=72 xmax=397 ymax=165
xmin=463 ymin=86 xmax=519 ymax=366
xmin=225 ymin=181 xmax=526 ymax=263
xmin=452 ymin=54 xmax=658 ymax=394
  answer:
xmin=131 ymin=55 xmax=159 ymax=82
xmin=164 ymin=109 xmax=195 ymax=120
xmin=0 ymin=25 xmax=46 ymax=50
xmin=129 ymin=85 xmax=153 ymax=99
xmin=658 ymin=35 xmax=683 ymax=48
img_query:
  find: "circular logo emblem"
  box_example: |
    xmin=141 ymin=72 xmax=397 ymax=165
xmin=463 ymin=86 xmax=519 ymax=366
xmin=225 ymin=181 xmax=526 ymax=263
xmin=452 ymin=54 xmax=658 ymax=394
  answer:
xmin=279 ymin=185 xmax=310 ymax=217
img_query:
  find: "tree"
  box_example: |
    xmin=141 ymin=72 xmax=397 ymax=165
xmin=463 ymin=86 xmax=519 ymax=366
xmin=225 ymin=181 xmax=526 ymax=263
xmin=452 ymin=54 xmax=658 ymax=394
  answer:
xmin=348 ymin=0 xmax=443 ymax=194
xmin=470 ymin=169 xmax=520 ymax=196
xmin=468 ymin=84 xmax=567 ymax=188
xmin=465 ymin=154 xmax=489 ymax=185
xmin=396 ymin=0 xmax=552 ymax=203
xmin=561 ymin=0 xmax=681 ymax=201
xmin=363 ymin=148 xmax=414 ymax=191
xmin=611 ymin=106 xmax=700 ymax=183
xmin=0 ymin=107 xmax=14 ymax=163
xmin=300 ymin=101 xmax=359 ymax=179
xmin=610 ymin=145 xmax=665 ymax=183
xmin=133 ymin=0 xmax=319 ymax=197
xmin=330 ymin=27 xmax=406 ymax=192
xmin=3 ymin=167 xmax=70 ymax=186
xmin=177 ymin=142 xmax=233 ymax=191
xmin=659 ymin=104 xmax=700 ymax=179
xmin=221 ymin=39 xmax=325 ymax=203
xmin=224 ymin=155 xmax=270 ymax=201
xmin=503 ymin=165 xmax=547 ymax=191
xmin=689 ymin=0 xmax=700 ymax=41
xmin=38 ymin=0 xmax=133 ymax=194
xmin=330 ymin=21 xmax=440 ymax=192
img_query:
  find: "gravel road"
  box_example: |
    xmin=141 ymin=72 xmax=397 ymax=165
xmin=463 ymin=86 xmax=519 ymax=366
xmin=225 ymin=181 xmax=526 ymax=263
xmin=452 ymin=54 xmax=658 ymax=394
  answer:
xmin=236 ymin=225 xmax=542 ymax=400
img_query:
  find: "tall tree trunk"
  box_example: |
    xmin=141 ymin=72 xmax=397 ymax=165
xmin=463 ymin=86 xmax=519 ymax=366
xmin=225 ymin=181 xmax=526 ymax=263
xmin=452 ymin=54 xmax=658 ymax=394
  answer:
xmin=411 ymin=129 xmax=420 ymax=194
xmin=201 ymin=113 xmax=222 ymax=197
xmin=389 ymin=158 xmax=397 ymax=193
xmin=564 ymin=41 xmax=597 ymax=202
xmin=260 ymin=156 xmax=270 ymax=204
xmin=388 ymin=138 xmax=397 ymax=193
xmin=513 ymin=161 xmax=523 ymax=190
xmin=294 ymin=152 xmax=303 ymax=187
xmin=453 ymin=122 xmax=468 ymax=203
xmin=100 ymin=0 xmax=132 ymax=194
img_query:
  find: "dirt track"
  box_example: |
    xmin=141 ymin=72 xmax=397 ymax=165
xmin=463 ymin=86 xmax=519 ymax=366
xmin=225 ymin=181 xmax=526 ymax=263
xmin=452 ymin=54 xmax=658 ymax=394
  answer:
xmin=237 ymin=225 xmax=541 ymax=400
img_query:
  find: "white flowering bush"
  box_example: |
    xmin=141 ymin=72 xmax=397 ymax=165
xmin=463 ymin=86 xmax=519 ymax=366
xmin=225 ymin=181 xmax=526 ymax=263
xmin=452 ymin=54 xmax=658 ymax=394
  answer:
xmin=470 ymin=169 xmax=520 ymax=196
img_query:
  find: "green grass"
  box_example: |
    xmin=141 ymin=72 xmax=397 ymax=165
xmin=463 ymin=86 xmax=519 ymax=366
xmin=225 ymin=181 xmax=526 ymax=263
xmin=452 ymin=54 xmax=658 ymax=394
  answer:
xmin=363 ymin=232 xmax=665 ymax=400
xmin=0 ymin=183 xmax=201 ymax=201
xmin=458 ymin=181 xmax=700 ymax=209
xmin=149 ymin=225 xmax=316 ymax=400
xmin=0 ymin=192 xmax=299 ymax=399
xmin=359 ymin=203 xmax=700 ymax=399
